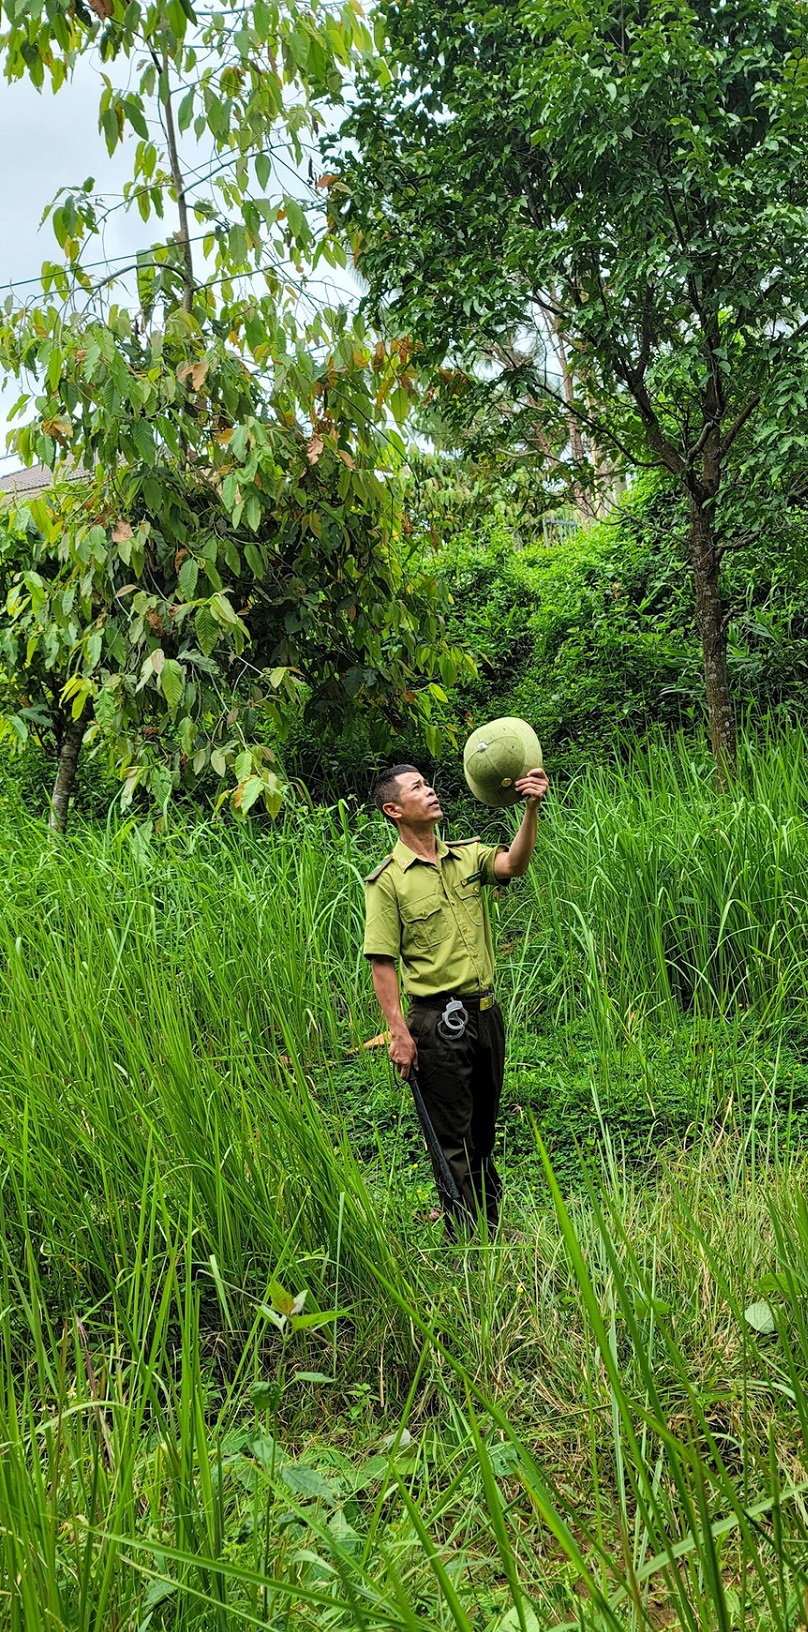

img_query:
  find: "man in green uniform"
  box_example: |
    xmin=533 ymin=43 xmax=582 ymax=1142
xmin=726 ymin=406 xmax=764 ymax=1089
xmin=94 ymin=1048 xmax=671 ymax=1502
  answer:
xmin=363 ymin=762 xmax=548 ymax=1231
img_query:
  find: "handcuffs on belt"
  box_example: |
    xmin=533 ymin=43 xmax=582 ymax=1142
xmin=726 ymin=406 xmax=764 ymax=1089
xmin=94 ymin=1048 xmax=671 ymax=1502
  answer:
xmin=437 ymin=996 xmax=469 ymax=1041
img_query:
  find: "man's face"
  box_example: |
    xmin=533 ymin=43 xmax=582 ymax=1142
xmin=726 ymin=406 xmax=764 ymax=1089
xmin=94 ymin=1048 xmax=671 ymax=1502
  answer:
xmin=386 ymin=769 xmax=443 ymax=826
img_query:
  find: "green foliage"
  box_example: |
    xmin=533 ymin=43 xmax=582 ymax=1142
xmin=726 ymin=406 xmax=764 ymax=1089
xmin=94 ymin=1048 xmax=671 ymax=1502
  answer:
xmin=404 ymin=448 xmax=560 ymax=550
xmin=0 ymin=735 xmax=117 ymax=817
xmin=419 ymin=524 xmax=683 ymax=789
xmin=0 ymin=423 xmax=467 ymax=816
xmin=335 ymin=0 xmax=808 ymax=765
xmin=339 ymin=0 xmax=808 ymax=485
xmin=253 ymin=474 xmax=808 ymax=800
xmin=424 ymin=483 xmax=808 ymax=783
xmin=0 ymin=0 xmax=471 ymax=820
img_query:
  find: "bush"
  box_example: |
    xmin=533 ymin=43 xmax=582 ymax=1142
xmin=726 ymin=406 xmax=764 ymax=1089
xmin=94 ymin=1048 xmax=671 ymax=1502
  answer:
xmin=426 ymin=479 xmax=808 ymax=787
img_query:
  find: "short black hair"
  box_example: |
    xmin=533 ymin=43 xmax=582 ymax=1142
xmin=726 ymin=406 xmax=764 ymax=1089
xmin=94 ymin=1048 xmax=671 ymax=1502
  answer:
xmin=374 ymin=764 xmax=418 ymax=816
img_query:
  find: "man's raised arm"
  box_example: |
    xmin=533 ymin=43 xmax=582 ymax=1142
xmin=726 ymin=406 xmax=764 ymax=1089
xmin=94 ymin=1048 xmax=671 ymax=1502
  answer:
xmin=493 ymin=768 xmax=549 ymax=880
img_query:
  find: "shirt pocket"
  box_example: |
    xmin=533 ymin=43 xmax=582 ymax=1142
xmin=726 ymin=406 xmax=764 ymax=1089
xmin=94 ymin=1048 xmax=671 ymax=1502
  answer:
xmin=402 ymin=899 xmax=449 ymax=951
xmin=455 ymin=879 xmax=484 ymax=927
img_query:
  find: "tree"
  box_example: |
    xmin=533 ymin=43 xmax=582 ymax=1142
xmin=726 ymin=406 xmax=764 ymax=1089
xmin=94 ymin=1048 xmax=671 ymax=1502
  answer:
xmin=415 ymin=308 xmax=621 ymax=527
xmin=334 ymin=0 xmax=808 ymax=777
xmin=400 ymin=446 xmax=559 ymax=554
xmin=0 ymin=0 xmax=469 ymax=828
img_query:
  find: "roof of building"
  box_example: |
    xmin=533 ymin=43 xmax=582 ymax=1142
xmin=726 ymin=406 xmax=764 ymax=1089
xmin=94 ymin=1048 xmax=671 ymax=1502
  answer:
xmin=0 ymin=461 xmax=88 ymax=496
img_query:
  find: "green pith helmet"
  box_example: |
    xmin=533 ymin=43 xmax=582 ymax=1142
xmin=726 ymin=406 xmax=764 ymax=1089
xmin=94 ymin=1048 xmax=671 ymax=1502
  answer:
xmin=463 ymin=716 xmax=543 ymax=808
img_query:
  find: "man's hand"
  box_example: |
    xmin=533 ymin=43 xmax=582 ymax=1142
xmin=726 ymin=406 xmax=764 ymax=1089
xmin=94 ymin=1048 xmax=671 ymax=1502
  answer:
xmin=369 ymin=959 xmax=416 ymax=1078
xmin=389 ymin=1024 xmax=417 ymax=1079
xmin=515 ymin=766 xmax=549 ymax=808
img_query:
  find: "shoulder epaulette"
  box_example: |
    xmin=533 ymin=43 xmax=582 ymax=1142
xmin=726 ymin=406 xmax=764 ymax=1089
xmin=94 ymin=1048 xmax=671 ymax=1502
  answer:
xmin=451 ymin=836 xmax=480 ymax=846
xmin=365 ymin=854 xmax=393 ymax=883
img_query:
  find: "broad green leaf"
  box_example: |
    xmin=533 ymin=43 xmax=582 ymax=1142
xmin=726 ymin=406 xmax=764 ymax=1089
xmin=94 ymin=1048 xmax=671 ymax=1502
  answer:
xmin=281 ymin=1464 xmax=336 ymax=1503
xmin=492 ymin=1604 xmax=542 ymax=1632
xmin=249 ymin=1381 xmax=281 ymax=1412
xmin=326 ymin=1509 xmax=361 ymax=1555
xmin=745 ymin=1300 xmax=776 ymax=1335
xmin=237 ymin=775 xmax=264 ymax=813
xmin=283 ymin=194 xmax=306 ymax=238
xmin=177 ymin=557 xmax=198 ymax=599
xmin=290 ymin=1309 xmax=342 ymax=1332
xmin=389 ymin=386 xmax=411 ymax=426
xmin=132 ymin=419 xmax=155 ymax=467
xmin=85 ymin=631 xmax=103 ymax=672
xmin=195 ymin=605 xmax=219 ymax=657
xmin=177 ymin=89 xmax=194 ymax=133
xmin=159 ymin=658 xmax=184 ymax=713
xmin=381 ymin=1427 xmax=413 ymax=1451
xmin=211 ymin=592 xmax=238 ymax=627
xmin=136 ymin=251 xmax=155 ymax=319
xmin=143 ymin=1579 xmax=177 ymax=1613
xmin=167 ymin=0 xmax=189 ymax=38
xmin=94 ymin=685 xmax=118 ymax=727
xmin=244 ymin=542 xmax=266 ymax=578
xmin=70 ymin=681 xmax=92 ymax=720
xmin=122 ymin=95 xmax=148 ymax=139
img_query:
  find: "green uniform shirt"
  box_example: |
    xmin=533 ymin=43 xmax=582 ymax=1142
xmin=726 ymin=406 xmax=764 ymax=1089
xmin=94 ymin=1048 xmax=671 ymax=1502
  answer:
xmin=363 ymin=836 xmax=506 ymax=998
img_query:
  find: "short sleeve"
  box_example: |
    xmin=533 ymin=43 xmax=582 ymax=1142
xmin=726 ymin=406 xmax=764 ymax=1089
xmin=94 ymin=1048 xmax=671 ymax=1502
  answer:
xmin=363 ymin=870 xmax=402 ymax=959
xmin=476 ymin=841 xmax=509 ymax=888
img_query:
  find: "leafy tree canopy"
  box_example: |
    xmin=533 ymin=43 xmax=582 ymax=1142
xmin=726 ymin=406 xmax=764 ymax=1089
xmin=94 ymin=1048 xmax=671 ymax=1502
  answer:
xmin=0 ymin=0 xmax=470 ymax=825
xmin=335 ymin=0 xmax=808 ymax=773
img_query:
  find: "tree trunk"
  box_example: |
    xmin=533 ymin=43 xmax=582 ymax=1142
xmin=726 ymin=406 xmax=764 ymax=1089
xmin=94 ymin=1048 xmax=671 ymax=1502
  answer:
xmin=49 ymin=726 xmax=83 ymax=834
xmin=545 ymin=309 xmax=594 ymax=524
xmin=687 ymin=496 xmax=736 ymax=785
xmin=160 ymin=54 xmax=195 ymax=313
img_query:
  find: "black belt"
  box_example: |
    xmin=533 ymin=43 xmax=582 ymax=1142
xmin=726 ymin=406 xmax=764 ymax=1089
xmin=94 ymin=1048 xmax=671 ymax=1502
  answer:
xmin=409 ymin=990 xmax=495 ymax=1012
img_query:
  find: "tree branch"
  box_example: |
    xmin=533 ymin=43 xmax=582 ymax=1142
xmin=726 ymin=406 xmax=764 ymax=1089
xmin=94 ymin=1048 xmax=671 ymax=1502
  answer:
xmin=155 ymin=50 xmax=195 ymax=313
xmin=719 ymin=394 xmax=761 ymax=458
xmin=520 ymin=371 xmax=660 ymax=469
xmin=715 ymin=536 xmax=756 ymax=561
xmin=615 ymin=360 xmax=687 ymax=477
xmin=686 ymin=416 xmax=718 ymax=464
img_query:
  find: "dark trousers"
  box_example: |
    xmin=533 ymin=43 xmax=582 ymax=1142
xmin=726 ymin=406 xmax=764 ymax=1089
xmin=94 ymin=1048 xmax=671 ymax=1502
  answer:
xmin=407 ymin=998 xmax=505 ymax=1231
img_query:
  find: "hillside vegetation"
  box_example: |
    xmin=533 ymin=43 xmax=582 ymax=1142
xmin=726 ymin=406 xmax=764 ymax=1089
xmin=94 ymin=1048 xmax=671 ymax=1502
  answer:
xmin=284 ymin=481 xmax=808 ymax=799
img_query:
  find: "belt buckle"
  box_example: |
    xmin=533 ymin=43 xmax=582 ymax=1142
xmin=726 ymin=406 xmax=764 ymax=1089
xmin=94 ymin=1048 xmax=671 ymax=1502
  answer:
xmin=479 ymin=993 xmax=493 ymax=1012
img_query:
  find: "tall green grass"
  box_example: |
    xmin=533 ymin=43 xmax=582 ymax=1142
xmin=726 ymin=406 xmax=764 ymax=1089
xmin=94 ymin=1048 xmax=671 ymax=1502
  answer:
xmin=3 ymin=730 xmax=808 ymax=1626
xmin=510 ymin=729 xmax=808 ymax=1036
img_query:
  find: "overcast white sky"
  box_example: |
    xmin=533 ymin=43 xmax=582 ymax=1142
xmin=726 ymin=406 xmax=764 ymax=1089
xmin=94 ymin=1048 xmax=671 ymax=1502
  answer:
xmin=0 ymin=62 xmax=141 ymax=285
xmin=0 ymin=54 xmax=359 ymax=472
xmin=0 ymin=58 xmax=142 ymax=466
